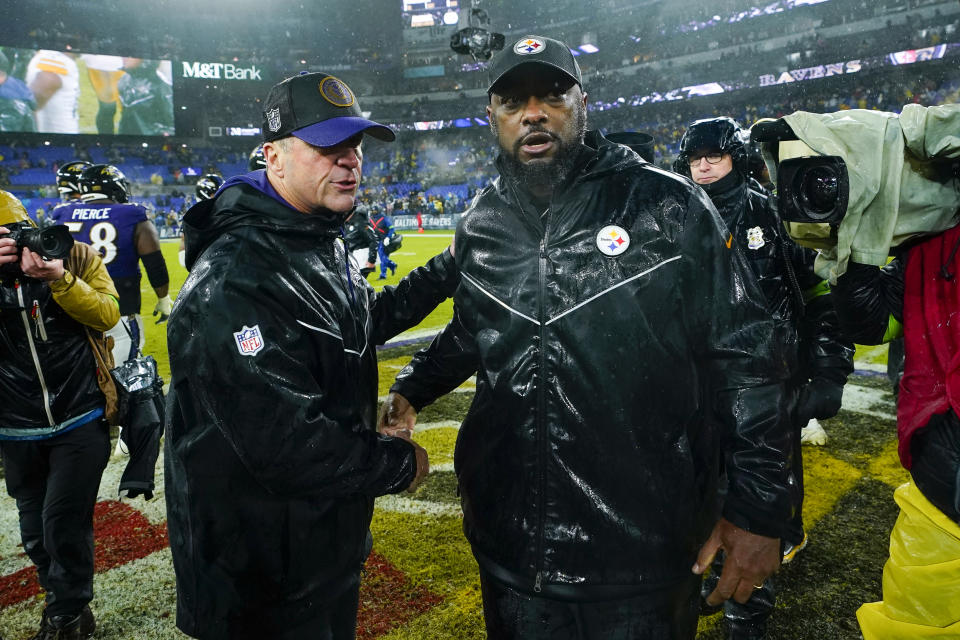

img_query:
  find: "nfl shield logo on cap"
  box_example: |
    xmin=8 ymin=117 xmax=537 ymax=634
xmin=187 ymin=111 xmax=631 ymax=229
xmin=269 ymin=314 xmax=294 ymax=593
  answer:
xmin=234 ymin=325 xmax=265 ymax=356
xmin=266 ymin=108 xmax=281 ymax=132
xmin=514 ymin=37 xmax=545 ymax=55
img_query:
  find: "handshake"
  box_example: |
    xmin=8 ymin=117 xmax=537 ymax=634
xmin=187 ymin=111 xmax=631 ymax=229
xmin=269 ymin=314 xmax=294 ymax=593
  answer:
xmin=378 ymin=392 xmax=430 ymax=493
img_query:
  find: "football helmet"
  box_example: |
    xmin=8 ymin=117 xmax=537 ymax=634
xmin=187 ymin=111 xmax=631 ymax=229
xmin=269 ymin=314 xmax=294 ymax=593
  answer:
xmin=248 ymin=144 xmax=266 ymax=171
xmin=56 ymin=160 xmax=93 ymax=198
xmin=79 ymin=164 xmax=130 ymax=203
xmin=195 ymin=174 xmax=224 ymax=200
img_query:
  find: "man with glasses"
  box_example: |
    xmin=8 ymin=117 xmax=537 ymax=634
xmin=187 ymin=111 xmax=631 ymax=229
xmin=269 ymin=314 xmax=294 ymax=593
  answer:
xmin=674 ymin=117 xmax=855 ymax=640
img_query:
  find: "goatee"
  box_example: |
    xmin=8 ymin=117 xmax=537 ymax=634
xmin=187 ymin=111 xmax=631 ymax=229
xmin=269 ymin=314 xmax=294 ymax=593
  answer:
xmin=497 ymin=106 xmax=586 ymax=195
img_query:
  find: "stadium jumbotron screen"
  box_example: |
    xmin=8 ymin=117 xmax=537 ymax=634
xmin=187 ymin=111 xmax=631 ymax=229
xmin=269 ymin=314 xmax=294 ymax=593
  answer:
xmin=0 ymin=45 xmax=174 ymax=136
xmin=402 ymin=0 xmax=459 ymax=28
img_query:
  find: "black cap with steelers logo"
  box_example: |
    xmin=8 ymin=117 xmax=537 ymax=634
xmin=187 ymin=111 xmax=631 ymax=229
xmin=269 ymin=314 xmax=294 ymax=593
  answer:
xmin=487 ymin=35 xmax=583 ymax=95
xmin=261 ymin=71 xmax=395 ymax=147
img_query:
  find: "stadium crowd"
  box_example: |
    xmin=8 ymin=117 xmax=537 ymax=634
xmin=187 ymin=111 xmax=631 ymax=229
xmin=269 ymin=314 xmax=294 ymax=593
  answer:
xmin=4 ymin=61 xmax=957 ymax=230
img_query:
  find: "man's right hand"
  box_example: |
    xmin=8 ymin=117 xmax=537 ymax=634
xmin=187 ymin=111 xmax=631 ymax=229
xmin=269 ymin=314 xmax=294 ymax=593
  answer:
xmin=378 ymin=391 xmax=418 ymax=440
xmin=0 ymin=227 xmax=19 ymax=265
xmin=405 ymin=438 xmax=430 ymax=493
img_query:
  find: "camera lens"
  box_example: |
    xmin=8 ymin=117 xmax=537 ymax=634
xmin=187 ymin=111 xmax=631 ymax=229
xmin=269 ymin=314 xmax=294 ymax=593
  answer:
xmin=32 ymin=226 xmax=75 ymax=260
xmin=797 ymin=166 xmax=839 ymax=217
xmin=778 ymin=155 xmax=848 ymax=225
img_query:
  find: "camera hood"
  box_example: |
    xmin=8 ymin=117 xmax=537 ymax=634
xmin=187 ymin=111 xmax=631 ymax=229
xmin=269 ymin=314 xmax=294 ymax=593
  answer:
xmin=754 ymin=104 xmax=960 ymax=282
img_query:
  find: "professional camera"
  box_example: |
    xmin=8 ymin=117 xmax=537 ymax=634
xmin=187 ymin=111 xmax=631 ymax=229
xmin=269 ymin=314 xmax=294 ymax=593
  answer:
xmin=450 ymin=5 xmax=504 ymax=61
xmin=776 ymin=156 xmax=849 ymax=224
xmin=751 ymin=104 xmax=960 ymax=280
xmin=0 ymin=223 xmax=75 ymax=263
xmin=751 ymin=119 xmax=849 ymax=224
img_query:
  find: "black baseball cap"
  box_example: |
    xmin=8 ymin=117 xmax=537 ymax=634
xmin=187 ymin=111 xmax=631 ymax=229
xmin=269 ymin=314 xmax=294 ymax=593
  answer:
xmin=487 ymin=35 xmax=582 ymax=95
xmin=261 ymin=71 xmax=395 ymax=147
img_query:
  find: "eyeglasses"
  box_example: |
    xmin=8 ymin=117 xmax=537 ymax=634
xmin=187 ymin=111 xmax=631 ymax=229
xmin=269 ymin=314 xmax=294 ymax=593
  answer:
xmin=687 ymin=153 xmax=724 ymax=166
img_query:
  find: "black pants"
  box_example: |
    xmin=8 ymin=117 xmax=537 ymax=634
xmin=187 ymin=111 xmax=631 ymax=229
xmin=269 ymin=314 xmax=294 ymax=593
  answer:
xmin=911 ymin=409 xmax=960 ymax=524
xmin=0 ymin=420 xmax=110 ymax=618
xmin=702 ymin=550 xmax=777 ymax=638
xmin=214 ymin=580 xmax=361 ymax=640
xmin=707 ymin=394 xmax=805 ymax=636
xmin=479 ymin=570 xmax=701 ymax=640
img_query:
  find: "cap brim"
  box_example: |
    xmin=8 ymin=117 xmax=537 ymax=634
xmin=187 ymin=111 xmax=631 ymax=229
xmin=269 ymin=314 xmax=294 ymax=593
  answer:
xmin=292 ymin=116 xmax=396 ymax=148
xmin=488 ymin=61 xmax=580 ymax=94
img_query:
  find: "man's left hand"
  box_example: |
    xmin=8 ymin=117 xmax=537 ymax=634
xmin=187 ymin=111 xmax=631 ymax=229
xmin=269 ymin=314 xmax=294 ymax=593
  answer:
xmin=693 ymin=517 xmax=780 ymax=606
xmin=378 ymin=391 xmax=417 ymax=439
xmin=21 ymin=248 xmax=65 ymax=282
xmin=797 ymin=377 xmax=845 ymax=422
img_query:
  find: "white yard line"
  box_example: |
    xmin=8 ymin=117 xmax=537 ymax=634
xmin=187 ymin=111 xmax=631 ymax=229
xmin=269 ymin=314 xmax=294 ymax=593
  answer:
xmin=416 ymin=420 xmax=461 ymax=432
xmin=841 ymin=383 xmax=896 ymax=420
xmin=375 ymin=494 xmax=462 ymax=517
xmin=0 ymin=489 xmax=31 ymax=575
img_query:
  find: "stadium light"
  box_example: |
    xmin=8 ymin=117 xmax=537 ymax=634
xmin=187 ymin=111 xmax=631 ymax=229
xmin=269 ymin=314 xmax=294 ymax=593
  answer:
xmin=579 ymin=44 xmax=599 ymax=53
xmin=443 ymin=10 xmax=459 ymax=25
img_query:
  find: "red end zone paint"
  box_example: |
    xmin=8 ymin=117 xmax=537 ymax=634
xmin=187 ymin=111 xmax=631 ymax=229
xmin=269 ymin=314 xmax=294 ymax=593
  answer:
xmin=358 ymin=551 xmax=444 ymax=639
xmin=2 ymin=501 xmax=442 ymax=637
xmin=0 ymin=500 xmax=166 ymax=608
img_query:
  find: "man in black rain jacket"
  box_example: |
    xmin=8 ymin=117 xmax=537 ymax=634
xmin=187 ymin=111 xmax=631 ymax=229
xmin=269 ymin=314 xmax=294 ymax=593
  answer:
xmin=675 ymin=117 xmax=854 ymax=640
xmin=165 ymin=72 xmax=458 ymax=640
xmin=379 ymin=36 xmax=795 ymax=639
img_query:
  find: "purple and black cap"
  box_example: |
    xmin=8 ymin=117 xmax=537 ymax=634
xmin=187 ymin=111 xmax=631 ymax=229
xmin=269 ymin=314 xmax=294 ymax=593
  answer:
xmin=487 ymin=35 xmax=582 ymax=95
xmin=261 ymin=72 xmax=395 ymax=147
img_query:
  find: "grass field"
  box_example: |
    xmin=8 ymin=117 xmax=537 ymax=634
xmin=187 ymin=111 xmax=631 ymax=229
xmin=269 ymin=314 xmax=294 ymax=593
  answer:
xmin=0 ymin=231 xmax=905 ymax=639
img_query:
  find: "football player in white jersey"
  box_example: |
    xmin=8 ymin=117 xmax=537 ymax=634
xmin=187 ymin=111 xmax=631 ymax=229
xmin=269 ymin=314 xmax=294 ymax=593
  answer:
xmin=26 ymin=50 xmax=80 ymax=134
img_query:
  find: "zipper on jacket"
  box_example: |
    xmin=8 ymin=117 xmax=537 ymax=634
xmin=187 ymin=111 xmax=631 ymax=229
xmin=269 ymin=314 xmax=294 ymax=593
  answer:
xmin=17 ymin=282 xmax=55 ymax=426
xmin=534 ymin=215 xmax=550 ymax=594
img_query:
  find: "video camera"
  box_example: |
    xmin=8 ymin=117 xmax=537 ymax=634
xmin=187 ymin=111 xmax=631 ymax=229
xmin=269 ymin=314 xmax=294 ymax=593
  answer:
xmin=450 ymin=6 xmax=504 ymax=62
xmin=751 ymin=104 xmax=960 ymax=280
xmin=0 ymin=222 xmax=75 ymax=277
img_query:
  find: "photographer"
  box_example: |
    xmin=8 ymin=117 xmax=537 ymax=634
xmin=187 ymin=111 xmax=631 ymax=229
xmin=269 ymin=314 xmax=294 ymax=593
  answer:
xmin=0 ymin=190 xmax=120 ymax=639
xmin=752 ymin=103 xmax=960 ymax=640
xmin=833 ymin=244 xmax=960 ymax=639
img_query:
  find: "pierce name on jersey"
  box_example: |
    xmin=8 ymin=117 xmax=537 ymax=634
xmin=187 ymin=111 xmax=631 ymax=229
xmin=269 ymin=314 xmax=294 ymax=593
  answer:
xmin=50 ymin=201 xmax=147 ymax=279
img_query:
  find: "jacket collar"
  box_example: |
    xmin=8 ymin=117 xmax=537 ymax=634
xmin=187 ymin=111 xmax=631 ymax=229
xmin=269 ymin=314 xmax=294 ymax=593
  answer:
xmin=493 ymin=129 xmax=640 ymax=211
xmin=701 ymin=170 xmax=747 ymax=224
xmin=182 ymin=182 xmax=342 ymax=270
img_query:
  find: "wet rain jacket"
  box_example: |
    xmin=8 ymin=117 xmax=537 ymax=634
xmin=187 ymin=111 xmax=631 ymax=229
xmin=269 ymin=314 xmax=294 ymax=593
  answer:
xmin=165 ymin=181 xmax=458 ymax=637
xmin=703 ymin=172 xmax=854 ymax=392
xmin=392 ymin=132 xmax=794 ymax=598
xmin=0 ymin=242 xmax=119 ymax=439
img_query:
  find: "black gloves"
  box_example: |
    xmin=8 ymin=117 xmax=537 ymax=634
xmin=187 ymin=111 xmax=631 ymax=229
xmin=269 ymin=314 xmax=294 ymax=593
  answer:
xmin=797 ymin=377 xmax=845 ymax=423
